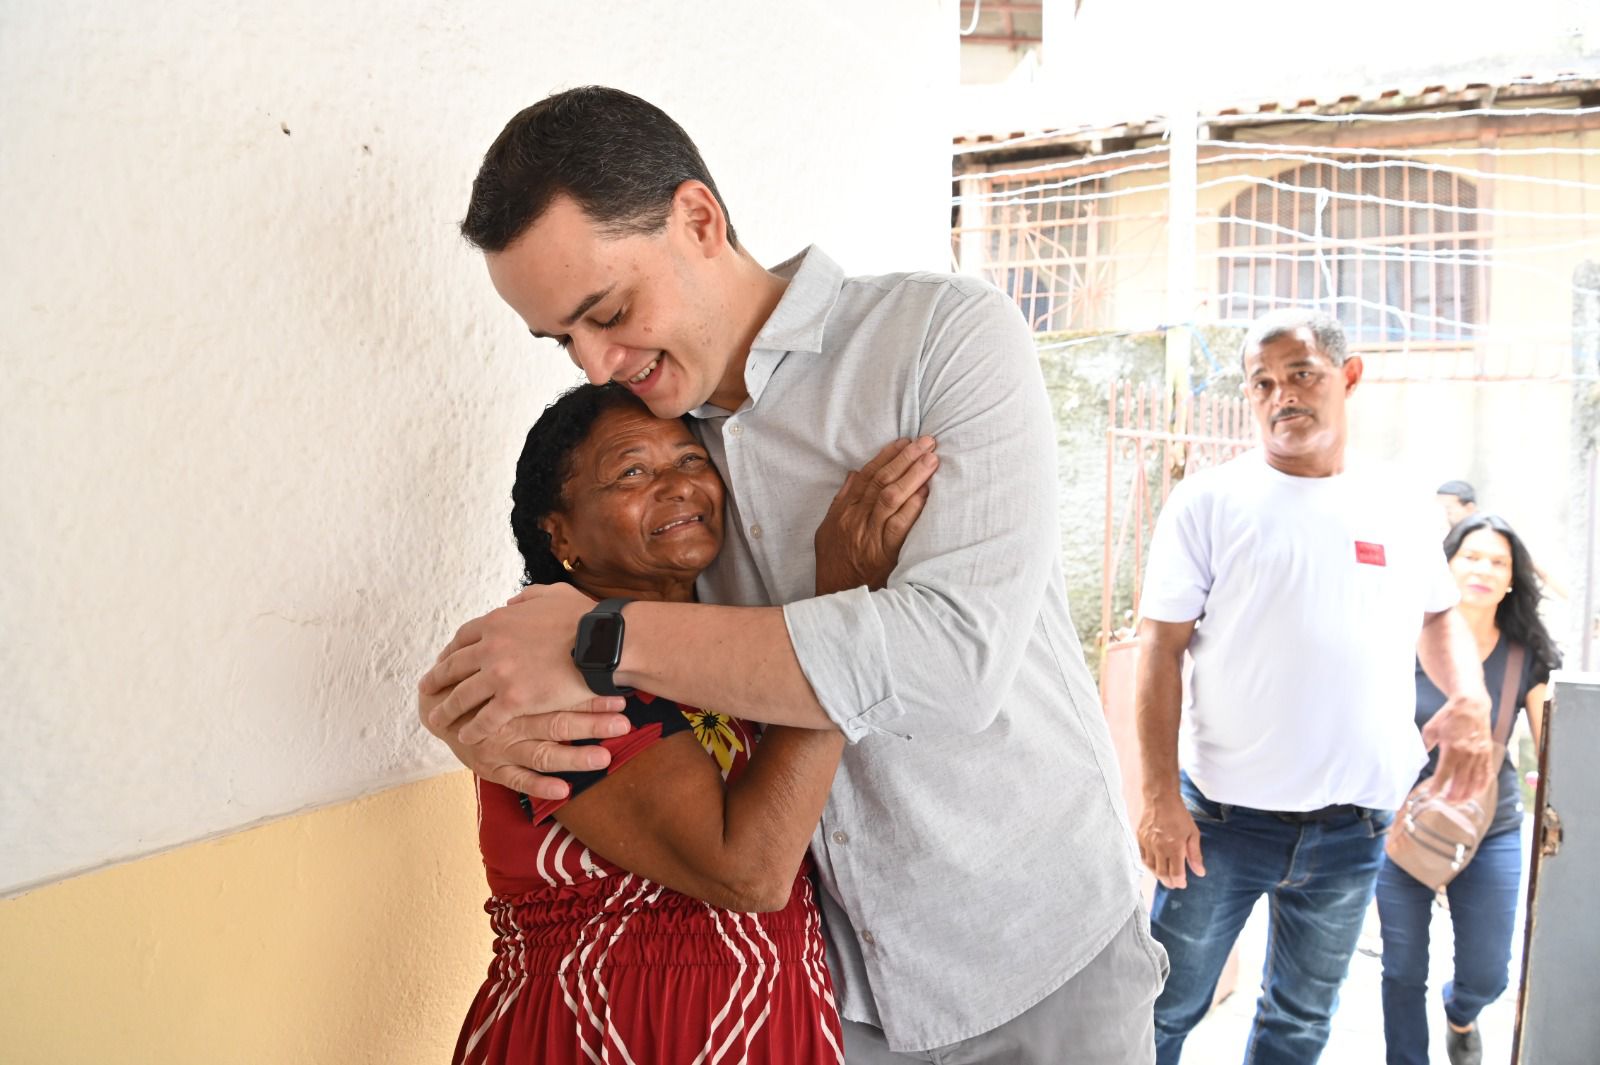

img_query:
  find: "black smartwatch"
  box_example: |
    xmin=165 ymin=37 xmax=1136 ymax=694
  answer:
xmin=572 ymin=597 xmax=635 ymax=696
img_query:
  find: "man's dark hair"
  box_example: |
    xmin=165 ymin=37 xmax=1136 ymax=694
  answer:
xmin=461 ymin=85 xmax=738 ymax=253
xmin=1240 ymin=308 xmax=1349 ymax=368
xmin=1436 ymin=479 xmax=1476 ymax=505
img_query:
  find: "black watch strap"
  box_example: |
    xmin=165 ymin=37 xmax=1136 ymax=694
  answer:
xmin=573 ymin=597 xmax=635 ymax=696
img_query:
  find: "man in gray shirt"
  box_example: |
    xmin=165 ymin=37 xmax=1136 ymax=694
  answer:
xmin=421 ymin=86 xmax=1163 ymax=1063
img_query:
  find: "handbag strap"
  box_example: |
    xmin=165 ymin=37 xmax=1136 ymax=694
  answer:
xmin=1493 ymin=641 xmax=1525 ymax=748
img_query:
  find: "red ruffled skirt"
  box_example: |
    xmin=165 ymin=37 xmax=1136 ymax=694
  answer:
xmin=453 ymin=869 xmax=843 ymax=1065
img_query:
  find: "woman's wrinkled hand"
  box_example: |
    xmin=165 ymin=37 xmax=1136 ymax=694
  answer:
xmin=814 ymin=436 xmax=938 ymax=595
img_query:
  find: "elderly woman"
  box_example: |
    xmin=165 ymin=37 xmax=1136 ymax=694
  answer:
xmin=1376 ymin=513 xmax=1561 ymax=1065
xmin=449 ymin=383 xmax=931 ymax=1065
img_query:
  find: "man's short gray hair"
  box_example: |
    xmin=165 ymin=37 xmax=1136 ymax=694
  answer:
xmin=1240 ymin=309 xmax=1349 ymax=367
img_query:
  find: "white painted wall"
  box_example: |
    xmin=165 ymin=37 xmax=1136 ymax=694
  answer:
xmin=0 ymin=0 xmax=954 ymax=895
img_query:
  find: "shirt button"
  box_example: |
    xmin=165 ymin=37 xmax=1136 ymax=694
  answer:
xmin=750 ymin=524 xmax=763 ymax=540
xmin=861 ymin=930 xmax=876 ymax=945
xmin=728 ymin=423 xmax=743 ymax=437
xmin=832 ymin=831 xmax=849 ymax=845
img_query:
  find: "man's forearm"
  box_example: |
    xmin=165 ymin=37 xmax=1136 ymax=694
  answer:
xmin=615 ymin=601 xmax=837 ymax=730
xmin=1134 ymin=618 xmax=1196 ymax=800
xmin=1417 ymin=608 xmax=1489 ymax=701
xmin=1135 ymin=648 xmax=1185 ymax=802
xmin=1416 ymin=607 xmax=1494 ymax=797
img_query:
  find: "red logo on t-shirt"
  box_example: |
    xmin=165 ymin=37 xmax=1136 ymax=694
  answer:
xmin=1355 ymin=541 xmax=1387 ymax=566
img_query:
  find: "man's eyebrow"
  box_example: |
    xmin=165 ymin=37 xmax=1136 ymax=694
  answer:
xmin=526 ymin=285 xmax=617 ymax=340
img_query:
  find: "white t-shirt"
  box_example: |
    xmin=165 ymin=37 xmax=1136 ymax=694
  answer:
xmin=1139 ymin=449 xmax=1458 ymax=811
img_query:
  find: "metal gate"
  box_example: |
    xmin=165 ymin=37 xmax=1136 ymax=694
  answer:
xmin=1099 ymin=382 xmax=1256 ymax=670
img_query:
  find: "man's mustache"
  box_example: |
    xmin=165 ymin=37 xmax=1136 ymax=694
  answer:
xmin=1271 ymin=407 xmax=1315 ymax=424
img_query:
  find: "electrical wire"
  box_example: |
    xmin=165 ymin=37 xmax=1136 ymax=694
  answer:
xmin=960 ymin=0 xmax=983 ymax=36
xmin=959 ymin=171 xmax=1600 ymax=218
xmin=1197 ymin=140 xmax=1600 ymax=161
xmin=1194 ymin=151 xmax=1600 ymax=194
xmin=1198 ymin=173 xmax=1600 ymax=220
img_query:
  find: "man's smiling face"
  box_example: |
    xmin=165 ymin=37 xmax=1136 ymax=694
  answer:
xmin=485 ymin=193 xmax=733 ymax=419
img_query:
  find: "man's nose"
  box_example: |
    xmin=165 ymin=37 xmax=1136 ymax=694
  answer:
xmin=569 ymin=332 xmax=627 ymax=385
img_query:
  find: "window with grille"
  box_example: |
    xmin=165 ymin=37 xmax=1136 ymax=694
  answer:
xmin=1216 ymin=160 xmax=1483 ymax=345
xmin=961 ymin=174 xmax=1111 ymax=332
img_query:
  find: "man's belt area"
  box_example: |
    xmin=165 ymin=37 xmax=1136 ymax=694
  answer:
xmin=1255 ymin=803 xmax=1368 ymax=823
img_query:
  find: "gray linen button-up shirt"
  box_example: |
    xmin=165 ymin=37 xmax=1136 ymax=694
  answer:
xmin=691 ymin=247 xmax=1142 ymax=1052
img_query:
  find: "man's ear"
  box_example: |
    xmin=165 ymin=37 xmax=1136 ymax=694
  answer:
xmin=672 ymin=180 xmax=729 ymax=258
xmin=1342 ymin=353 xmax=1364 ymax=395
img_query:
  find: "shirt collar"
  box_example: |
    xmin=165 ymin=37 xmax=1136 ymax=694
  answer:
xmin=691 ymin=246 xmax=843 ymax=418
xmin=751 ymin=245 xmax=843 ymax=356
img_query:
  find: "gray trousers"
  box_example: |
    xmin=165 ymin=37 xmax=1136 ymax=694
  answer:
xmin=841 ymin=906 xmax=1167 ymax=1065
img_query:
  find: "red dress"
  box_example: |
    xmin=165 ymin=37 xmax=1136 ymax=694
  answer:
xmin=452 ymin=694 xmax=844 ymax=1065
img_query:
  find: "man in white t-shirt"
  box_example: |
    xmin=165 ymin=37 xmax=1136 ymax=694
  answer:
xmin=1134 ymin=310 xmax=1494 ymax=1065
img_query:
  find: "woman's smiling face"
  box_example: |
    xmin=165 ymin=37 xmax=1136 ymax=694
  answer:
xmin=541 ymin=405 xmax=725 ymax=599
xmin=1449 ymin=526 xmax=1513 ymax=611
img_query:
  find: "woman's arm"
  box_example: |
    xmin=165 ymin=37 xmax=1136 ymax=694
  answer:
xmin=553 ymin=725 xmax=842 ymax=911
xmin=550 ymin=438 xmax=934 ymax=911
xmin=1525 ymin=682 xmax=1548 ymax=757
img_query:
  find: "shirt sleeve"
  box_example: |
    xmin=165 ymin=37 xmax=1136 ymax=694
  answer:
xmin=781 ymin=283 xmax=1060 ymax=742
xmin=1137 ymin=478 xmax=1212 ymax=624
xmin=1423 ymin=556 xmax=1459 ymax=614
xmin=526 ymin=692 xmax=694 ymax=824
xmin=1418 ymin=514 xmax=1460 ymax=615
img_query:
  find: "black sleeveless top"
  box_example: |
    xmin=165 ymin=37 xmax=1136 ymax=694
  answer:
xmin=1411 ymin=634 xmax=1552 ymax=838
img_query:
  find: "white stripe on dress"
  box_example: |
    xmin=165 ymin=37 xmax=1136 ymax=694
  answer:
xmin=558 ymin=873 xmax=640 ymax=1063
xmin=690 ymin=903 xmax=752 ymax=1065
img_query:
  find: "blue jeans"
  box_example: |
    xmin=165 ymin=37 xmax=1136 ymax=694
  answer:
xmin=1149 ymin=774 xmax=1391 ymax=1065
xmin=1375 ymin=825 xmax=1523 ymax=1065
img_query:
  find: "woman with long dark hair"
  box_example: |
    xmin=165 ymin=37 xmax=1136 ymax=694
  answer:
xmin=1376 ymin=513 xmax=1561 ymax=1065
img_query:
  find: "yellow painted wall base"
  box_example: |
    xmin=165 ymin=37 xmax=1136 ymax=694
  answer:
xmin=0 ymin=772 xmax=493 ymax=1065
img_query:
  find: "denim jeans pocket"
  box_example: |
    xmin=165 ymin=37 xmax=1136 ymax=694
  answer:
xmin=1179 ymin=775 xmax=1228 ymax=824
xmin=1364 ymin=808 xmax=1395 ymax=838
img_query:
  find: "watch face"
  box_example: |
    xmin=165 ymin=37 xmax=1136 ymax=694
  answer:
xmin=574 ymin=613 xmax=625 ymax=671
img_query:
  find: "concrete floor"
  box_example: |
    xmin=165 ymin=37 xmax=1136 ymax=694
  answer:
xmin=1180 ymin=820 xmax=1530 ymax=1064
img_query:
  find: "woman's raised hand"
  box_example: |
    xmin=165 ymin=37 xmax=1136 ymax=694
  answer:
xmin=813 ymin=436 xmax=938 ymax=595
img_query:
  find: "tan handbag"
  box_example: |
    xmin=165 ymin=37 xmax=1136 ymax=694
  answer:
xmin=1385 ymin=643 xmax=1524 ymax=891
